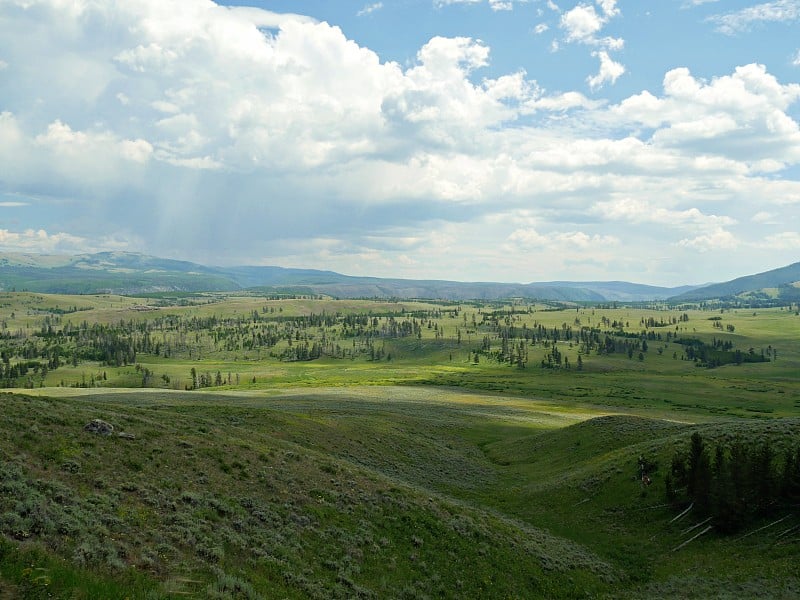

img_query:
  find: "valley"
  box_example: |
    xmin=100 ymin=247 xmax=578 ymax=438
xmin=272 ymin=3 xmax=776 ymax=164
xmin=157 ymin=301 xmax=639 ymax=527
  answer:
xmin=0 ymin=291 xmax=798 ymax=598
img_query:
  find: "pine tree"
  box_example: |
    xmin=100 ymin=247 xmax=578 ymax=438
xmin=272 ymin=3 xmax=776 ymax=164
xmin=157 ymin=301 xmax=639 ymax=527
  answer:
xmin=688 ymin=432 xmax=711 ymax=514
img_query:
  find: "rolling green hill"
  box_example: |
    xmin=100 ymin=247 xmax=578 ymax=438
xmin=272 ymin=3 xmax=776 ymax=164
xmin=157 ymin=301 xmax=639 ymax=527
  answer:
xmin=671 ymin=261 xmax=800 ymax=302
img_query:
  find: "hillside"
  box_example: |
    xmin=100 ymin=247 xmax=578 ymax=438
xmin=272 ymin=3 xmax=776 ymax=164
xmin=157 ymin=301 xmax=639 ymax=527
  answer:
xmin=0 ymin=251 xmax=700 ymax=301
xmin=1 ymin=389 xmax=797 ymax=598
xmin=0 ymin=390 xmax=617 ymax=598
xmin=8 ymin=251 xmax=800 ymax=303
xmin=0 ymin=252 xmax=239 ymax=295
xmin=671 ymin=261 xmax=800 ymax=301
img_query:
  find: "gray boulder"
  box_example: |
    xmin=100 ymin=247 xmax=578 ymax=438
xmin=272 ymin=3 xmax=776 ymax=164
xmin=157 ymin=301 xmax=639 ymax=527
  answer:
xmin=84 ymin=419 xmax=114 ymax=436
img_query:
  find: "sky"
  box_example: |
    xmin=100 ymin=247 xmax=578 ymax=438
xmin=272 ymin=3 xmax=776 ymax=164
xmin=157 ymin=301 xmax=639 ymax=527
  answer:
xmin=0 ymin=0 xmax=799 ymax=286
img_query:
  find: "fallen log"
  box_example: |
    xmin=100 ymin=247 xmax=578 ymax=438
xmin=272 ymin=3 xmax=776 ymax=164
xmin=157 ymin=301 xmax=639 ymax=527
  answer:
xmin=681 ymin=516 xmax=713 ymax=537
xmin=672 ymin=525 xmax=713 ymax=552
xmin=669 ymin=502 xmax=693 ymax=524
xmin=736 ymin=514 xmax=791 ymax=542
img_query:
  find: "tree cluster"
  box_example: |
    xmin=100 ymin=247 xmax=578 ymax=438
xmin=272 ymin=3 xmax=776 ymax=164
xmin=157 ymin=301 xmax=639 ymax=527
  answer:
xmin=666 ymin=432 xmax=800 ymax=533
xmin=676 ymin=338 xmax=769 ymax=368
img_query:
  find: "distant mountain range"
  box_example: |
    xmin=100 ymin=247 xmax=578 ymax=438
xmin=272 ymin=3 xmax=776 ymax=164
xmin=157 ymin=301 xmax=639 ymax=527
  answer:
xmin=0 ymin=251 xmax=797 ymax=302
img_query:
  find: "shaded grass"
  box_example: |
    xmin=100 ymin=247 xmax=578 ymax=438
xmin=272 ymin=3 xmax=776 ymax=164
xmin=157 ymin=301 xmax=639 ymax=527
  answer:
xmin=0 ymin=537 xmax=158 ymax=600
xmin=0 ymin=391 xmax=618 ymax=598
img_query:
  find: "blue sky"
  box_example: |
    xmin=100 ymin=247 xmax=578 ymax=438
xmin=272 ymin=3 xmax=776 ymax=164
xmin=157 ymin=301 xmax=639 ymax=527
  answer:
xmin=239 ymin=1 xmax=800 ymax=102
xmin=0 ymin=0 xmax=799 ymax=286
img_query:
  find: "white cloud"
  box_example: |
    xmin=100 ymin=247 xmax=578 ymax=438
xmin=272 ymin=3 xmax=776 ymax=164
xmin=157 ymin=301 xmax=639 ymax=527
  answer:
xmin=0 ymin=228 xmax=88 ymax=254
xmin=594 ymin=198 xmax=736 ymax=229
xmin=0 ymin=227 xmax=136 ymax=256
xmin=484 ymin=71 xmax=539 ymax=101
xmin=708 ymin=0 xmax=800 ymax=35
xmin=561 ymin=4 xmax=605 ymax=43
xmin=488 ymin=0 xmax=514 ymax=9
xmin=587 ymin=50 xmax=625 ymax=90
xmin=35 ymin=119 xmax=153 ymax=167
xmin=793 ymin=50 xmax=800 ymax=66
xmin=523 ymin=90 xmax=600 ymax=112
xmin=434 ymin=0 xmax=518 ymax=10
xmin=559 ymin=2 xmax=623 ymax=48
xmin=508 ymin=227 xmax=619 ymax=249
xmin=596 ymin=0 xmax=619 ymax=18
xmin=0 ymin=0 xmax=798 ymax=285
xmin=357 ymin=3 xmax=383 ymax=17
xmin=0 ymin=59 xmax=7 ymax=70
xmin=533 ymin=23 xmax=549 ymax=34
xmin=557 ymin=1 xmax=625 ymax=89
xmin=763 ymin=231 xmax=800 ymax=249
xmin=751 ymin=211 xmax=777 ymax=224
xmin=0 ymin=201 xmax=28 ymax=207
xmin=609 ymin=64 xmax=800 ymax=166
xmin=677 ymin=228 xmax=739 ymax=251
xmin=415 ymin=36 xmax=490 ymax=74
xmin=435 ymin=0 xmax=479 ymax=6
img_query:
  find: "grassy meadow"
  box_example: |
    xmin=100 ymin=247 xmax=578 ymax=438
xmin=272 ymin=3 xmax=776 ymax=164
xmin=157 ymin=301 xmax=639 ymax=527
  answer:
xmin=0 ymin=292 xmax=799 ymax=597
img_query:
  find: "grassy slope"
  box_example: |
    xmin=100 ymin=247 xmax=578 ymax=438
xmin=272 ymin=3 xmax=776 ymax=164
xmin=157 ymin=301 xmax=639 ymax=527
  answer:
xmin=0 ymin=295 xmax=798 ymax=597
xmin=2 ymin=387 xmax=799 ymax=598
xmin=1 ymin=389 xmax=616 ymax=599
xmin=672 ymin=261 xmax=800 ymax=301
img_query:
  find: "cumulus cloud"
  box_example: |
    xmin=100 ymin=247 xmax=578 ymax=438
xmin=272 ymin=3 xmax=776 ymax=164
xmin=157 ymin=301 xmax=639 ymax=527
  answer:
xmin=36 ymin=121 xmax=153 ymax=166
xmin=555 ymin=1 xmax=625 ymax=90
xmin=561 ymin=4 xmax=604 ymax=43
xmin=586 ymin=50 xmax=625 ymax=89
xmin=0 ymin=0 xmax=797 ymax=284
xmin=560 ymin=1 xmax=623 ymax=49
xmin=708 ymin=0 xmax=800 ymax=35
xmin=608 ymin=64 xmax=800 ymax=166
xmin=0 ymin=111 xmax=154 ymax=196
xmin=677 ymin=228 xmax=739 ymax=251
xmin=597 ymin=0 xmax=620 ymax=18
xmin=0 ymin=228 xmax=88 ymax=254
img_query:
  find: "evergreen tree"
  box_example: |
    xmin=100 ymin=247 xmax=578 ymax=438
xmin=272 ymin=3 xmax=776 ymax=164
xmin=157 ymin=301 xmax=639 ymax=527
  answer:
xmin=688 ymin=432 xmax=711 ymax=514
